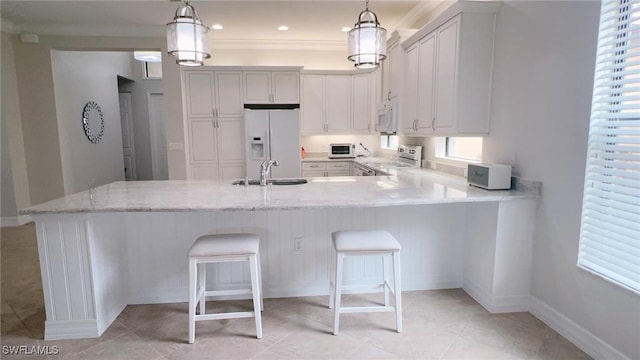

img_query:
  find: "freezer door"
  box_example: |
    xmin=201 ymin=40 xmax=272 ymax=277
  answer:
xmin=244 ymin=110 xmax=270 ymax=179
xmin=269 ymin=109 xmax=301 ymax=178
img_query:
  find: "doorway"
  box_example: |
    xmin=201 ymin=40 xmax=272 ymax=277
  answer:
xmin=149 ymin=93 xmax=168 ymax=180
xmin=119 ymin=91 xmax=137 ymax=180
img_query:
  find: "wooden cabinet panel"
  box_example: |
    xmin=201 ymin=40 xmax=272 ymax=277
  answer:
xmin=434 ymin=18 xmax=458 ymax=132
xmin=217 ymin=118 xmax=244 ymax=163
xmin=403 ymin=43 xmax=419 ymax=133
xmin=351 ymin=74 xmax=371 ymax=133
xmin=192 ymin=165 xmax=218 ymax=180
xmin=215 ymin=72 xmax=244 ymax=117
xmin=219 ymin=164 xmax=245 ymax=180
xmin=243 ymin=72 xmax=271 ymax=103
xmin=185 ymin=72 xmax=215 ymax=117
xmin=301 ymin=75 xmax=325 ymax=134
xmin=190 ymin=120 xmax=217 ymax=162
xmin=326 ymin=76 xmax=351 ymax=132
xmin=417 ymin=33 xmax=437 ymax=131
xmin=272 ymin=72 xmax=300 ymax=103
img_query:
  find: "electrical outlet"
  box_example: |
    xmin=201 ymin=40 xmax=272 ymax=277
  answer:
xmin=294 ymin=237 xmax=303 ymax=251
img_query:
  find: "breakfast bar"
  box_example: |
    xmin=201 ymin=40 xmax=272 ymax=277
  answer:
xmin=23 ymin=169 xmax=538 ymax=340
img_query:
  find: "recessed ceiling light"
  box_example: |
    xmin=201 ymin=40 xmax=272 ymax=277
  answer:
xmin=341 ymin=27 xmax=351 ymax=32
xmin=211 ymin=24 xmax=223 ymax=30
xmin=278 ymin=25 xmax=289 ymax=31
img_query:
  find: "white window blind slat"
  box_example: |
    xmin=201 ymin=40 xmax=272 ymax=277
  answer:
xmin=583 ymin=225 xmax=639 ymax=250
xmin=578 ymin=0 xmax=640 ymax=294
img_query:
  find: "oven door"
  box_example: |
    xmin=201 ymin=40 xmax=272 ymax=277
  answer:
xmin=354 ymin=164 xmax=375 ymax=176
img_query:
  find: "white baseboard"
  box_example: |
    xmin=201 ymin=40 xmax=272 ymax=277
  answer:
xmin=44 ymin=319 xmax=100 ymax=340
xmin=529 ymin=296 xmax=631 ymax=360
xmin=463 ymin=281 xmax=531 ymax=313
xmin=1 ymin=215 xmax=33 ymax=228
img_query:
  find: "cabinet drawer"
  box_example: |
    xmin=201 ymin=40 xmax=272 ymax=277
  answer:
xmin=327 ymin=170 xmax=350 ymax=177
xmin=302 ymin=170 xmax=326 ymax=177
xmin=302 ymin=162 xmax=327 ymax=171
xmin=326 ymin=162 xmax=350 ymax=170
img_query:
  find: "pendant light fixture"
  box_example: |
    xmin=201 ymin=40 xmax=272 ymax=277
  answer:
xmin=347 ymin=0 xmax=387 ymax=69
xmin=166 ymin=0 xmax=211 ymax=66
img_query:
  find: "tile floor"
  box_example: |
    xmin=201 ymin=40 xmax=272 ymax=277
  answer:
xmin=1 ymin=223 xmax=591 ymax=359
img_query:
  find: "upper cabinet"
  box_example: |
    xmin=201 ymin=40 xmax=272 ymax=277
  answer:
xmin=401 ymin=2 xmax=500 ymax=136
xmin=243 ymin=71 xmax=300 ymax=104
xmin=301 ymin=71 xmax=379 ymax=135
xmin=184 ymin=70 xmax=244 ymax=118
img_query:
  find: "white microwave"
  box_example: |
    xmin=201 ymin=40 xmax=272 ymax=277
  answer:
xmin=329 ymin=143 xmax=356 ymax=159
xmin=376 ymin=98 xmax=398 ymax=134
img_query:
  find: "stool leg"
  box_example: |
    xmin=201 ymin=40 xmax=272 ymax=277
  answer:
xmin=333 ymin=252 xmax=344 ymax=335
xmin=383 ymin=254 xmax=390 ymax=307
xmin=257 ymin=251 xmax=263 ymax=312
xmin=188 ymin=258 xmax=197 ymax=344
xmin=392 ymin=251 xmax=402 ymax=333
xmin=198 ymin=263 xmax=206 ymax=315
xmin=249 ymin=254 xmax=263 ymax=339
xmin=329 ymin=248 xmax=335 ymax=309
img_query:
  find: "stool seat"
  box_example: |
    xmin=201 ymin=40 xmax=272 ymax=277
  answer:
xmin=189 ymin=233 xmax=259 ymax=257
xmin=188 ymin=233 xmax=262 ymax=343
xmin=332 ymin=230 xmax=401 ymax=252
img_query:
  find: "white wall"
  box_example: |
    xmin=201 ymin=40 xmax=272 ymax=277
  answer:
xmin=119 ymin=57 xmax=164 ymax=180
xmin=1 ymin=32 xmax=32 ymax=221
xmin=483 ymin=2 xmax=639 ymax=359
xmin=50 ymin=50 xmax=132 ymax=194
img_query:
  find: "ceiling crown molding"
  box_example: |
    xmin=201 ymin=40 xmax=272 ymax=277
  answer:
xmin=392 ymin=0 xmax=449 ymax=30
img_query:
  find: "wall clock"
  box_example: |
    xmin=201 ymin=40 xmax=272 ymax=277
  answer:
xmin=82 ymin=101 xmax=104 ymax=144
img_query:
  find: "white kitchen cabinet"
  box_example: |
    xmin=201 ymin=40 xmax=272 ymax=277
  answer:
xmin=401 ymin=8 xmax=497 ymax=136
xmin=325 ymin=76 xmax=351 ymax=132
xmin=301 ymin=75 xmax=325 ymax=133
xmin=243 ymin=71 xmax=300 ymax=104
xmin=351 ymin=73 xmax=372 ymax=133
xmin=187 ymin=117 xmax=245 ymax=179
xmin=302 ymin=161 xmax=350 ymax=177
xmin=184 ymin=70 xmax=243 ymax=118
xmin=183 ymin=69 xmax=245 ymax=180
xmin=301 ymin=72 xmax=376 ymax=135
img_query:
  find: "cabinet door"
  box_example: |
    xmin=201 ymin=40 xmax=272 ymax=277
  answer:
xmin=325 ymin=76 xmax=351 ymax=133
xmin=301 ymin=75 xmax=326 ymax=134
xmin=302 ymin=170 xmax=327 ymax=177
xmin=243 ymin=71 xmax=271 ymax=103
xmin=219 ymin=163 xmax=245 ymax=180
xmin=417 ymin=33 xmax=437 ymax=132
xmin=189 ymin=120 xmax=218 ymax=162
xmin=215 ymin=72 xmax=244 ymax=117
xmin=217 ymin=117 xmax=245 ymax=163
xmin=272 ymin=72 xmax=300 ymax=103
xmin=434 ymin=17 xmax=459 ymax=132
xmin=184 ymin=71 xmax=215 ymax=118
xmin=351 ymin=73 xmax=371 ymax=133
xmin=192 ymin=165 xmax=219 ymax=180
xmin=402 ymin=43 xmax=419 ymax=133
xmin=389 ymin=42 xmax=404 ymax=100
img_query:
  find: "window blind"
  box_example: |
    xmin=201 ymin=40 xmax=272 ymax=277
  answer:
xmin=578 ymin=0 xmax=640 ymax=293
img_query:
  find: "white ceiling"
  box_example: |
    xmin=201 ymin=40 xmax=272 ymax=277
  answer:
xmin=0 ymin=1 xmax=438 ymax=49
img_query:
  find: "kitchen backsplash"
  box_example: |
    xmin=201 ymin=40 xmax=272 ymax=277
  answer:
xmin=300 ymin=135 xmax=380 ymax=154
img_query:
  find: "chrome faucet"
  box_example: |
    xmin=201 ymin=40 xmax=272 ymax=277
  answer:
xmin=259 ymin=159 xmax=279 ymax=186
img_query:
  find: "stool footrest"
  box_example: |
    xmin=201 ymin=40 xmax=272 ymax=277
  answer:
xmin=340 ymin=306 xmax=396 ymax=314
xmin=204 ymin=289 xmax=252 ymax=297
xmin=195 ymin=311 xmax=255 ymax=321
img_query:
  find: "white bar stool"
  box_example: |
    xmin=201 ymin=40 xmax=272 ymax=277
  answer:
xmin=188 ymin=233 xmax=263 ymax=343
xmin=329 ymin=230 xmax=402 ymax=335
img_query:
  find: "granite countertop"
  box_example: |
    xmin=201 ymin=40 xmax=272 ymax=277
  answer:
xmin=23 ymin=167 xmax=538 ymax=214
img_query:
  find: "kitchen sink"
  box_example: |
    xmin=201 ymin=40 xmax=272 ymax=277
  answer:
xmin=232 ymin=178 xmax=308 ymax=186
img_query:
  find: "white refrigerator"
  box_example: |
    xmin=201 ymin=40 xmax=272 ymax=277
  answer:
xmin=244 ymin=108 xmax=301 ymax=179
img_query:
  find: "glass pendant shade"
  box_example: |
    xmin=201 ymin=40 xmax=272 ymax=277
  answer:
xmin=347 ymin=6 xmax=387 ymax=69
xmin=167 ymin=2 xmax=211 ymax=66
